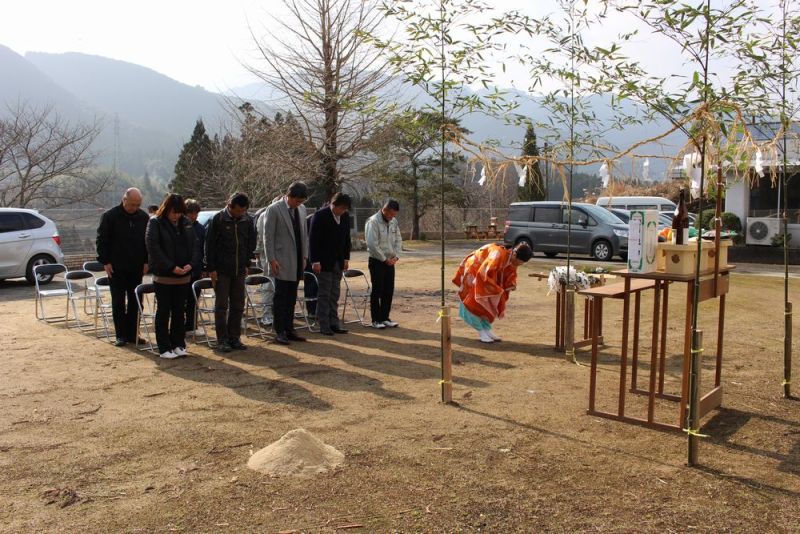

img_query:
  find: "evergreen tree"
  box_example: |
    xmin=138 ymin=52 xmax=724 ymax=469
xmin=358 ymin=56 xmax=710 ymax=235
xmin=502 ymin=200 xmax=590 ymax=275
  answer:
xmin=370 ymin=110 xmax=468 ymax=240
xmin=517 ymin=123 xmax=545 ymax=201
xmin=170 ymin=120 xmax=215 ymax=197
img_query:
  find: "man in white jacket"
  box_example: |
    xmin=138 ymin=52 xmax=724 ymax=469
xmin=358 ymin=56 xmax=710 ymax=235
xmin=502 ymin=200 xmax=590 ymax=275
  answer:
xmin=364 ymin=199 xmax=402 ymax=329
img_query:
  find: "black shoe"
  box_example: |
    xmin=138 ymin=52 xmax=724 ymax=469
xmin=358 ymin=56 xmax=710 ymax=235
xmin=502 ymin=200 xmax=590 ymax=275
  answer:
xmin=320 ymin=330 xmax=335 ymax=336
xmin=216 ymin=341 xmax=233 ymax=353
xmin=286 ymin=332 xmax=307 ymax=342
xmin=114 ymin=338 xmax=127 ymax=347
xmin=274 ymin=333 xmax=290 ymax=345
xmin=230 ymin=340 xmax=247 ymax=350
xmin=331 ymin=326 xmax=348 ymax=334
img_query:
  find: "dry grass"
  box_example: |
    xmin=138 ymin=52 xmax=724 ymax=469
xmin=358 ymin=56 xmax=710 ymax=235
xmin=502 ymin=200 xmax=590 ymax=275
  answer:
xmin=0 ymin=253 xmax=797 ymax=532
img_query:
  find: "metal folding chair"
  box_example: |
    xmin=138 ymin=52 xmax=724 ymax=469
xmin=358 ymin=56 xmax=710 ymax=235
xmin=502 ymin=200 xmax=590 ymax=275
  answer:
xmin=192 ymin=278 xmax=217 ymax=347
xmin=65 ymin=270 xmax=96 ymax=332
xmin=296 ymin=271 xmax=319 ymax=332
xmin=33 ymin=263 xmax=68 ymax=323
xmin=243 ymin=274 xmax=273 ymax=340
xmin=82 ymin=261 xmax=109 ymax=314
xmin=92 ymin=276 xmax=113 ymax=341
xmin=134 ymin=283 xmax=157 ymax=353
xmin=340 ymin=268 xmax=371 ymax=326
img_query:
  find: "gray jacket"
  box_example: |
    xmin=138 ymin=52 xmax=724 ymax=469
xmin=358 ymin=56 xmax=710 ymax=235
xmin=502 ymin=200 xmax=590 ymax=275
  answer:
xmin=365 ymin=211 xmax=402 ymax=262
xmin=263 ymin=198 xmax=309 ymax=281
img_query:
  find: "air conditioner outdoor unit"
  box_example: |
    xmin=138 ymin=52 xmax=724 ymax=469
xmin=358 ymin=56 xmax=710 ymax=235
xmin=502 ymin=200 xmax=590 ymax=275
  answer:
xmin=746 ymin=217 xmax=781 ymax=246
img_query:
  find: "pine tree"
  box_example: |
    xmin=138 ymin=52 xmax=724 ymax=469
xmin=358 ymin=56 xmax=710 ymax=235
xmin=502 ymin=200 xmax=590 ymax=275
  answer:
xmin=170 ymin=120 xmax=215 ymax=197
xmin=517 ymin=123 xmax=545 ymax=201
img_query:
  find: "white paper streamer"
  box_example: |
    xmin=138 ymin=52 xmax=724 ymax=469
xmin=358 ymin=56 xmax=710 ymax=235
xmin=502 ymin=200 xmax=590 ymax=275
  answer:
xmin=754 ymin=149 xmax=764 ymax=178
xmin=514 ymin=162 xmax=526 ymax=187
xmin=599 ymin=161 xmax=610 ymax=188
xmin=478 ymin=165 xmax=487 ymax=186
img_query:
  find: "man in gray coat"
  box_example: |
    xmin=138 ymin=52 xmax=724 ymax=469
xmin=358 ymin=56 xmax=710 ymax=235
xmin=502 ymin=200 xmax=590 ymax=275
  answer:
xmin=263 ymin=182 xmax=310 ymax=345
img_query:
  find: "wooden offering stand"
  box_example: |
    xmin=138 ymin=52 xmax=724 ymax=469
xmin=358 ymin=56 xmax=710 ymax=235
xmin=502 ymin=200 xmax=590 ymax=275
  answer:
xmin=581 ymin=262 xmax=733 ymax=432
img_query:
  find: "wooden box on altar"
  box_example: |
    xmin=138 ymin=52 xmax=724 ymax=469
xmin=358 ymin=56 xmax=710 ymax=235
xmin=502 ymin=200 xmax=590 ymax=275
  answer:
xmin=658 ymin=243 xmax=698 ymax=275
xmin=703 ymin=239 xmax=732 ymax=269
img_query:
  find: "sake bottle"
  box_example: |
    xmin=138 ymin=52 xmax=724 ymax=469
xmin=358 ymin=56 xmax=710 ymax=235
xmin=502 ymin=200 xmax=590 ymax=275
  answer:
xmin=672 ymin=188 xmax=689 ymax=245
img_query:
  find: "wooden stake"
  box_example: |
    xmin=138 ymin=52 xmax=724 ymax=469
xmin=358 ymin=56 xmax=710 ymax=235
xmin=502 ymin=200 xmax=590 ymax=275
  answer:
xmin=565 ymin=288 xmax=575 ymax=362
xmin=441 ymin=305 xmax=453 ymax=404
xmin=785 ymin=302 xmax=793 ymax=399
xmin=688 ymin=329 xmax=703 ymax=466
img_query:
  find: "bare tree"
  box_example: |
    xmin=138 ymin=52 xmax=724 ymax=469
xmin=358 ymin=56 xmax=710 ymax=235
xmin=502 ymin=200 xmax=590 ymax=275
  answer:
xmin=247 ymin=0 xmax=395 ymax=200
xmin=0 ymin=102 xmax=106 ymax=208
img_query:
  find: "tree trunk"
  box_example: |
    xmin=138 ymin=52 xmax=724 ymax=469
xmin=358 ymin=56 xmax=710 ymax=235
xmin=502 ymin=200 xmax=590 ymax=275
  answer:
xmin=412 ymin=163 xmax=420 ymax=240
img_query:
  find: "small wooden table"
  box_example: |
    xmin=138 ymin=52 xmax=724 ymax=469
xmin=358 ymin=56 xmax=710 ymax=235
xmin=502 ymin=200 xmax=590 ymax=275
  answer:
xmin=584 ymin=266 xmax=734 ymax=432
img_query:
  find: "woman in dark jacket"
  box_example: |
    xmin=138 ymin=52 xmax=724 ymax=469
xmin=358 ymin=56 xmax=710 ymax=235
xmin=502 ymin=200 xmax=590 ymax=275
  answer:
xmin=145 ymin=194 xmax=200 ymax=359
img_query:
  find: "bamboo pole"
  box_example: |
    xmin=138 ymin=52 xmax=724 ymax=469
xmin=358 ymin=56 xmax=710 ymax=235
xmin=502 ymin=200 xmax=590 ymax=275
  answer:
xmin=688 ymin=329 xmax=703 ymax=466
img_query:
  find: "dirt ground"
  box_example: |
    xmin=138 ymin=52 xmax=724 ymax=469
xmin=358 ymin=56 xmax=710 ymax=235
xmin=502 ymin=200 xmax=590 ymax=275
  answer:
xmin=1 ymin=246 xmax=798 ymax=533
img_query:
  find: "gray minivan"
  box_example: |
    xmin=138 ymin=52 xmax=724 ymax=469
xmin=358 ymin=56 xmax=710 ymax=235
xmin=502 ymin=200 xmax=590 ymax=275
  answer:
xmin=503 ymin=201 xmax=628 ymax=261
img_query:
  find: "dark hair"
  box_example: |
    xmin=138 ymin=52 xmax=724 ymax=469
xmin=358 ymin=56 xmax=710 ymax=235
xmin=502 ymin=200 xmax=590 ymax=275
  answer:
xmin=147 ymin=204 xmax=159 ymax=213
xmin=185 ymin=199 xmax=201 ymax=214
xmin=155 ymin=194 xmax=186 ymax=219
xmin=229 ymin=192 xmax=250 ymax=208
xmin=514 ymin=242 xmax=533 ymax=262
xmin=383 ymin=199 xmax=400 ymax=211
xmin=330 ymin=192 xmax=352 ymax=209
xmin=287 ymin=181 xmax=309 ymax=199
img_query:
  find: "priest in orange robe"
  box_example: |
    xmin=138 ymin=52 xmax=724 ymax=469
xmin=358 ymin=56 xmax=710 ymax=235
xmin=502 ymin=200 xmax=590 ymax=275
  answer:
xmin=451 ymin=242 xmax=533 ymax=343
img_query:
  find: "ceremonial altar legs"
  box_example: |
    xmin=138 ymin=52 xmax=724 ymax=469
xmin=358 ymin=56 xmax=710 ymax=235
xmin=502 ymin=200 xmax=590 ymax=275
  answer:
xmin=580 ymin=266 xmax=733 ymax=432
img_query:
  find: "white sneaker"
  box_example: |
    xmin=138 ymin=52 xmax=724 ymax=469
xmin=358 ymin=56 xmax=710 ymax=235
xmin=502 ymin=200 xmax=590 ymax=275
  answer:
xmin=159 ymin=350 xmax=179 ymax=359
xmin=372 ymin=321 xmax=386 ymax=329
xmin=479 ymin=330 xmax=494 ymax=343
xmin=382 ymin=320 xmax=399 ymax=328
xmin=173 ymin=346 xmax=189 ymax=357
xmin=486 ymin=330 xmax=502 ymax=342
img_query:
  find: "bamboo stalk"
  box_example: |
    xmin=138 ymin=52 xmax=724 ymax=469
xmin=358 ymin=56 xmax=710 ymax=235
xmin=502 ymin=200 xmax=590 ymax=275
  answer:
xmin=688 ymin=329 xmax=703 ymax=466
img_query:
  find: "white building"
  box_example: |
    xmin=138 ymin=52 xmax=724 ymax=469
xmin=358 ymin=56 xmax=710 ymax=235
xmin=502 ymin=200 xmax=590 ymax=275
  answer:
xmin=724 ymin=121 xmax=799 ymax=247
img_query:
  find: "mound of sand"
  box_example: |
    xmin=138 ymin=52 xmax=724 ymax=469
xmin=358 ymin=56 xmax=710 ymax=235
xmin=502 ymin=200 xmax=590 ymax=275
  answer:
xmin=247 ymin=428 xmax=344 ymax=476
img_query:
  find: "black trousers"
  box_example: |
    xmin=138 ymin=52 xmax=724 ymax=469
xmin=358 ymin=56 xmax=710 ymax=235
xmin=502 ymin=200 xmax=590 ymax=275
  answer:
xmin=214 ymin=273 xmax=246 ymax=342
xmin=110 ymin=269 xmax=142 ymax=341
xmin=154 ymin=283 xmax=189 ymax=353
xmin=273 ymin=278 xmax=300 ymax=335
xmin=368 ymin=257 xmax=395 ymax=323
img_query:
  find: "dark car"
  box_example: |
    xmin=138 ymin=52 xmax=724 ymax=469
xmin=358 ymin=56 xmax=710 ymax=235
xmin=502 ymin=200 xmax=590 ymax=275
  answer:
xmin=503 ymin=201 xmax=628 ymax=261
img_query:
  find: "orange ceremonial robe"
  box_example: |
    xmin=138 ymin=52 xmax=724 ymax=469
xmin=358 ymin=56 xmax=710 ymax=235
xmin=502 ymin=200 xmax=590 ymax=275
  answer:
xmin=452 ymin=243 xmax=518 ymax=323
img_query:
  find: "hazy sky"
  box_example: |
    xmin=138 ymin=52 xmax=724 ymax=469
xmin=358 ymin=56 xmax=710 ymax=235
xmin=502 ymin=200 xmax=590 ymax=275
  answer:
xmin=1 ymin=0 xmax=281 ymax=91
xmin=1 ymin=0 xmax=740 ymax=94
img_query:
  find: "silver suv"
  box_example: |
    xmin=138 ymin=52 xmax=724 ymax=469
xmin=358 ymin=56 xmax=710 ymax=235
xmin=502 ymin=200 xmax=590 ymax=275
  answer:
xmin=0 ymin=208 xmax=65 ymax=284
xmin=503 ymin=201 xmax=629 ymax=261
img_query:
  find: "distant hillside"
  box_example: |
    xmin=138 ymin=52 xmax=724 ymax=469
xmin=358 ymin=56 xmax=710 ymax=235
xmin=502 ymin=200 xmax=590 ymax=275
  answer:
xmin=27 ymin=51 xmax=232 ymax=139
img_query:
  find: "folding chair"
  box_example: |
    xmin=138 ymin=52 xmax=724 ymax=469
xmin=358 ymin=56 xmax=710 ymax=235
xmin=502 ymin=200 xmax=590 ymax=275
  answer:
xmin=296 ymin=271 xmax=319 ymax=332
xmin=192 ymin=278 xmax=217 ymax=347
xmin=340 ymin=268 xmax=371 ymax=326
xmin=82 ymin=261 xmax=109 ymax=314
xmin=93 ymin=276 xmax=113 ymax=341
xmin=65 ymin=270 xmax=97 ymax=332
xmin=33 ymin=263 xmax=68 ymax=323
xmin=248 ymin=266 xmax=264 ymax=275
xmin=243 ymin=274 xmax=273 ymax=340
xmin=134 ymin=283 xmax=157 ymax=353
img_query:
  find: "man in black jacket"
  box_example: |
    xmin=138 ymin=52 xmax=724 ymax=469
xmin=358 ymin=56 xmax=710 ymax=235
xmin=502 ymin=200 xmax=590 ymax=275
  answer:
xmin=205 ymin=192 xmax=257 ymax=352
xmin=309 ymin=193 xmax=352 ymax=335
xmin=96 ymin=187 xmax=150 ymax=346
xmin=183 ymin=199 xmax=206 ymax=333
